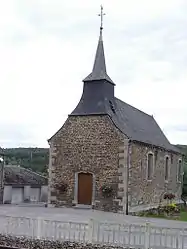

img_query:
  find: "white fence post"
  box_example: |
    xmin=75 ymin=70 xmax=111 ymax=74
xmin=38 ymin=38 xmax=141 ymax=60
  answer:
xmin=5 ymin=216 xmax=11 ymax=235
xmin=176 ymin=231 xmax=179 ymax=249
xmin=144 ymin=222 xmax=150 ymax=249
xmin=181 ymin=229 xmax=184 ymax=249
xmin=36 ymin=217 xmax=43 ymax=239
xmin=88 ymin=218 xmax=94 ymax=243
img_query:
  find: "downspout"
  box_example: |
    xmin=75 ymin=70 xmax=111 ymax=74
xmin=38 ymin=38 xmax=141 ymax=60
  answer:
xmin=0 ymin=153 xmax=5 ymax=204
xmin=125 ymin=140 xmax=131 ymax=215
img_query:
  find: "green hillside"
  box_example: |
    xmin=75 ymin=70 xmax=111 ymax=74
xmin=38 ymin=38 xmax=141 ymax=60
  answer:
xmin=2 ymin=148 xmax=49 ymax=177
xmin=175 ymin=145 xmax=187 ymax=160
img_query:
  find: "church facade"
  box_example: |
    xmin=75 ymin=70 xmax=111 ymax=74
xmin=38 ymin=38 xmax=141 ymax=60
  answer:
xmin=48 ymin=26 xmax=183 ymax=213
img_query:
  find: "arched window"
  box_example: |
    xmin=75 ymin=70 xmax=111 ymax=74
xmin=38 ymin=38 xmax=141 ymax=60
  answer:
xmin=171 ymin=154 xmax=173 ymax=164
xmin=165 ymin=156 xmax=169 ymax=181
xmin=178 ymin=159 xmax=182 ymax=182
xmin=147 ymin=153 xmax=154 ymax=180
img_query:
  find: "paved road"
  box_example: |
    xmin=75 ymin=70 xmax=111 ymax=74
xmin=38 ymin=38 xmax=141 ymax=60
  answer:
xmin=0 ymin=204 xmax=186 ymax=228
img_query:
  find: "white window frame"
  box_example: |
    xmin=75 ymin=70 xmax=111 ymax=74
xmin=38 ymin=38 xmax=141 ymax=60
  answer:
xmin=164 ymin=155 xmax=170 ymax=182
xmin=177 ymin=159 xmax=182 ymax=183
xmin=170 ymin=154 xmax=173 ymax=164
xmin=147 ymin=152 xmax=154 ymax=181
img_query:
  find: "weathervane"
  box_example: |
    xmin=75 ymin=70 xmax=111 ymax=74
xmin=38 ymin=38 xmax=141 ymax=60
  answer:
xmin=98 ymin=5 xmax=105 ymax=30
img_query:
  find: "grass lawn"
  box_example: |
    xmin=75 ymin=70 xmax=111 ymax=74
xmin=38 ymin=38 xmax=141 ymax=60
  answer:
xmin=179 ymin=211 xmax=187 ymax=221
xmin=138 ymin=210 xmax=187 ymax=221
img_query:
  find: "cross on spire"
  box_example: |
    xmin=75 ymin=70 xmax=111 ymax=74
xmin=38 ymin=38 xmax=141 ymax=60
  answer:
xmin=82 ymin=5 xmax=114 ymax=84
xmin=98 ymin=5 xmax=105 ymax=30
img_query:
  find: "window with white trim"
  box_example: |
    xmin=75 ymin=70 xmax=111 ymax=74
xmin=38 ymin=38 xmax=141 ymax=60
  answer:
xmin=171 ymin=154 xmax=173 ymax=164
xmin=154 ymin=150 xmax=158 ymax=166
xmin=147 ymin=153 xmax=154 ymax=180
xmin=178 ymin=159 xmax=182 ymax=182
xmin=165 ymin=156 xmax=169 ymax=181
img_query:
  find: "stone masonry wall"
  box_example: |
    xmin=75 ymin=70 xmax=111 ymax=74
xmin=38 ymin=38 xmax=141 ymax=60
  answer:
xmin=48 ymin=115 xmax=126 ymax=212
xmin=128 ymin=142 xmax=182 ymax=208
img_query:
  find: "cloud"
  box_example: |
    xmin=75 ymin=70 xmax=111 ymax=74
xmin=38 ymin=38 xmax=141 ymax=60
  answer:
xmin=0 ymin=0 xmax=187 ymax=147
xmin=0 ymin=123 xmax=38 ymax=147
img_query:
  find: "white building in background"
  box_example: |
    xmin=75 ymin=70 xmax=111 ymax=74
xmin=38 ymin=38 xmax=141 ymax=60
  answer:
xmin=3 ymin=165 xmax=48 ymax=204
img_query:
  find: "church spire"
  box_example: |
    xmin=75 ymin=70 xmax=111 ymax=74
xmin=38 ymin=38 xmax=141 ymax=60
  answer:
xmin=70 ymin=6 xmax=115 ymax=116
xmin=83 ymin=6 xmax=114 ymax=84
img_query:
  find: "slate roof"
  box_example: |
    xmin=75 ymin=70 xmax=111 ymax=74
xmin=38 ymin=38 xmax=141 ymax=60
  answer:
xmin=68 ymin=27 xmax=181 ymax=154
xmin=110 ymin=98 xmax=180 ymax=153
xmin=83 ymin=30 xmax=114 ymax=84
xmin=4 ymin=165 xmax=48 ymax=186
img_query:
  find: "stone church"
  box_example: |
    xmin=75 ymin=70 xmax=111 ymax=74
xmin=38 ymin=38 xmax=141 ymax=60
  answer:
xmin=48 ymin=23 xmax=183 ymax=213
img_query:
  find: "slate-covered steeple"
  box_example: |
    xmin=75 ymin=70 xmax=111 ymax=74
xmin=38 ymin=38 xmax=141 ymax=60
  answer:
xmin=70 ymin=6 xmax=115 ymax=116
xmin=83 ymin=28 xmax=114 ymax=84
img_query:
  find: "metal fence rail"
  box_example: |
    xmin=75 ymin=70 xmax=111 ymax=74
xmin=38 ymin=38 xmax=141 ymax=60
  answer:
xmin=0 ymin=215 xmax=187 ymax=249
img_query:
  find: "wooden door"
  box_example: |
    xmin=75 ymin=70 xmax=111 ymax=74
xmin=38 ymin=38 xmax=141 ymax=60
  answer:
xmin=78 ymin=173 xmax=93 ymax=205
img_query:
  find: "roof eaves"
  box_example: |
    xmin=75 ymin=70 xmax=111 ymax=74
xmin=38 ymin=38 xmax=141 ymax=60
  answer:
xmin=131 ymin=139 xmax=182 ymax=154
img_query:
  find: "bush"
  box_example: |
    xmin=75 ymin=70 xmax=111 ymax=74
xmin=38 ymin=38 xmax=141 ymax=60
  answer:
xmin=136 ymin=203 xmax=180 ymax=218
xmin=100 ymin=185 xmax=114 ymax=198
xmin=159 ymin=204 xmax=180 ymax=215
xmin=163 ymin=193 xmax=175 ymax=201
xmin=55 ymin=182 xmax=68 ymax=193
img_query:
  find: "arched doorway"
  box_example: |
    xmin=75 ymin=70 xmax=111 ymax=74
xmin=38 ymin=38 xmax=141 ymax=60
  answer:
xmin=78 ymin=172 xmax=93 ymax=205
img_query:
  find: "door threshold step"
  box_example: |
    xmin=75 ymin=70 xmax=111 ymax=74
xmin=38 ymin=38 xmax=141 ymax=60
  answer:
xmin=74 ymin=204 xmax=92 ymax=209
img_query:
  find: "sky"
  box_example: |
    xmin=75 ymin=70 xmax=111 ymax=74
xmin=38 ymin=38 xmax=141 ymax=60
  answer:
xmin=0 ymin=0 xmax=187 ymax=148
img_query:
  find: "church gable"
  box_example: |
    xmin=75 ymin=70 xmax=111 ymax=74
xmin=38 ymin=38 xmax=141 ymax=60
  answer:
xmin=48 ymin=115 xmax=126 ymax=210
xmin=48 ymin=118 xmax=71 ymax=144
